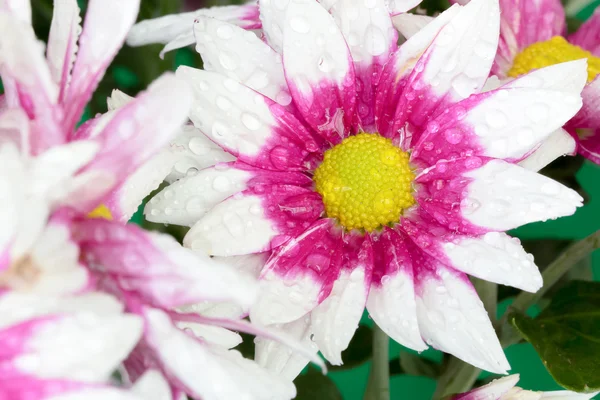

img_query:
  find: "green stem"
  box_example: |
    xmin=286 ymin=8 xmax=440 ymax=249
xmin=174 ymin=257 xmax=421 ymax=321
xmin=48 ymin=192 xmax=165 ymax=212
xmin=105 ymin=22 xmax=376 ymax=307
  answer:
xmin=433 ymin=357 xmax=480 ymax=399
xmin=364 ymin=324 xmax=390 ymax=400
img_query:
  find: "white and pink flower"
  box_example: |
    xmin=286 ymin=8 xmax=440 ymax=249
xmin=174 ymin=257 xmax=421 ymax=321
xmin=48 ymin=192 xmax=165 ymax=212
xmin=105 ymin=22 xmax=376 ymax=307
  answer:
xmin=142 ymin=0 xmax=588 ymax=377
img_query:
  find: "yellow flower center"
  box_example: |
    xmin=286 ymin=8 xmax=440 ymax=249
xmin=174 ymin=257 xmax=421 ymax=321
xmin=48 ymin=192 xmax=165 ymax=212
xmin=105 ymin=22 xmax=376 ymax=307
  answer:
xmin=508 ymin=36 xmax=600 ymax=83
xmin=314 ymin=133 xmax=415 ymax=232
xmin=87 ymin=204 xmax=114 ymax=220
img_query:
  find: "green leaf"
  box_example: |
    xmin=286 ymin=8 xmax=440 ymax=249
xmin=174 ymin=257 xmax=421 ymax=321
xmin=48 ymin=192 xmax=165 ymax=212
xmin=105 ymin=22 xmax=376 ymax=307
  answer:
xmin=329 ymin=324 xmax=373 ymax=371
xmin=295 ymin=369 xmax=343 ymax=400
xmin=510 ymin=281 xmax=600 ymax=393
xmin=399 ymin=351 xmax=441 ymax=378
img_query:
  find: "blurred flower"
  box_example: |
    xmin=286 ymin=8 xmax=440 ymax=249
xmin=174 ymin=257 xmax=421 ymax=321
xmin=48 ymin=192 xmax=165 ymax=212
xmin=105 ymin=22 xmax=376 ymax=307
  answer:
xmin=396 ymin=0 xmax=600 ymax=166
xmin=140 ymin=0 xmax=587 ymax=379
xmin=0 ymin=0 xmax=317 ymax=398
xmin=452 ymin=374 xmax=598 ymax=399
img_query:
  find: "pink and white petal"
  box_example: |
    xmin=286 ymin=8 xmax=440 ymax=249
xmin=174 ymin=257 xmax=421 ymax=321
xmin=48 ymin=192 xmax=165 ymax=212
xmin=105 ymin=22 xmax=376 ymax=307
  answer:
xmin=367 ymin=228 xmax=427 ymax=351
xmin=577 ymin=128 xmax=600 ymax=164
xmin=0 ymin=13 xmax=62 ymax=153
xmin=412 ymin=60 xmax=587 ymax=164
xmin=282 ymin=0 xmax=356 ymax=144
xmin=385 ymin=0 xmax=423 ymax=15
xmin=518 ymin=128 xmax=576 ymax=172
xmin=131 ymin=370 xmax=172 ymax=400
xmin=80 ymin=73 xmax=192 ymax=212
xmin=46 ymin=0 xmax=81 ymax=97
xmin=374 ymin=4 xmax=461 ymax=139
xmin=146 ymin=162 xmax=311 ymax=226
xmin=452 ymin=374 xmax=520 ymax=399
xmin=392 ymin=13 xmax=434 ymax=39
xmin=389 ymin=0 xmax=500 ymax=136
xmin=164 ymin=125 xmax=236 ymax=184
xmin=570 ymin=75 xmax=600 ymax=129
xmin=441 ymin=231 xmax=542 ymax=292
xmin=311 ymin=235 xmax=373 ymax=365
xmin=0 ymin=106 xmax=32 ymax=154
xmin=105 ymin=149 xmax=179 ymax=222
xmin=0 ymin=0 xmax=31 ymax=23
xmin=193 ymin=17 xmax=291 ymax=105
xmin=184 ymin=185 xmax=324 ymax=257
xmin=250 ymin=219 xmax=343 ymax=326
xmin=75 ymin=220 xmax=258 ymax=309
xmin=460 ymin=159 xmax=582 ymax=231
xmin=330 ymin=0 xmax=397 ymax=129
xmin=48 ymin=387 xmax=146 ymax=400
xmin=414 ymin=261 xmax=509 ymax=374
xmin=569 ymin=8 xmax=600 ymax=56
xmin=178 ymin=67 xmax=319 ymax=170
xmin=142 ymin=307 xmax=297 ymax=400
xmin=4 ymin=313 xmax=143 ymax=382
xmin=63 ymin=0 xmax=140 ymax=132
xmin=255 ymin=317 xmax=317 ymax=381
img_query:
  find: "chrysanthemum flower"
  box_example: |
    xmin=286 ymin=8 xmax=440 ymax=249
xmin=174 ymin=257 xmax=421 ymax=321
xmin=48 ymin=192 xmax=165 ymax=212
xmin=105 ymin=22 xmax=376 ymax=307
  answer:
xmin=397 ymin=0 xmax=600 ymax=165
xmin=452 ymin=374 xmax=598 ymax=399
xmin=0 ymin=1 xmax=318 ymax=398
xmin=143 ymin=0 xmax=587 ymax=375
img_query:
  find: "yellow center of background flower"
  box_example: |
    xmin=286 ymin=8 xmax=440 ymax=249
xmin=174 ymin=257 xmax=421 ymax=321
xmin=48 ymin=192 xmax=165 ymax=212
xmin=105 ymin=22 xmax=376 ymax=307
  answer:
xmin=87 ymin=204 xmax=114 ymax=220
xmin=508 ymin=36 xmax=600 ymax=83
xmin=314 ymin=133 xmax=415 ymax=232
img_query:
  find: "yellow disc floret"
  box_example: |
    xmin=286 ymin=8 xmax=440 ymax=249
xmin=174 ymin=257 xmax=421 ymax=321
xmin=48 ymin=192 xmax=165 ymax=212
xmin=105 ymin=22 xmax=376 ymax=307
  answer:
xmin=314 ymin=133 xmax=415 ymax=232
xmin=87 ymin=204 xmax=114 ymax=220
xmin=508 ymin=36 xmax=600 ymax=83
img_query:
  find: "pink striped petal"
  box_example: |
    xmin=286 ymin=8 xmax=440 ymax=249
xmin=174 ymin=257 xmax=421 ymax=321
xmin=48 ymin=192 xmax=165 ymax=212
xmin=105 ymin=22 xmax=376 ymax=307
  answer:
xmin=80 ymin=73 xmax=192 ymax=213
xmin=569 ymin=8 xmax=600 ymax=56
xmin=75 ymin=219 xmax=258 ymax=309
xmin=46 ymin=0 xmax=81 ymax=99
xmin=178 ymin=67 xmax=319 ymax=171
xmin=250 ymin=219 xmax=343 ymax=326
xmin=311 ymin=235 xmax=373 ymax=365
xmin=413 ymin=256 xmax=509 ymax=373
xmin=146 ymin=162 xmax=312 ymax=227
xmin=193 ymin=16 xmax=292 ymax=106
xmin=184 ymin=185 xmax=324 ymax=257
xmin=0 ymin=313 xmax=142 ymax=382
xmin=367 ymin=228 xmax=427 ymax=351
xmin=416 ymin=158 xmax=582 ymax=233
xmin=255 ymin=317 xmax=317 ymax=381
xmin=374 ymin=4 xmax=461 ymax=139
xmin=282 ymin=0 xmax=357 ymax=144
xmin=412 ymin=60 xmax=587 ymax=165
xmin=63 ymin=0 xmax=140 ymax=132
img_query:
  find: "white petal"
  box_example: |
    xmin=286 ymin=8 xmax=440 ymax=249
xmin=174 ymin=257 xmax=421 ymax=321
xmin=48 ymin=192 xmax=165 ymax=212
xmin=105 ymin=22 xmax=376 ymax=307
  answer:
xmin=385 ymin=0 xmax=422 ymax=15
xmin=257 ymin=0 xmax=288 ymax=53
xmin=461 ymin=374 xmax=520 ymax=399
xmin=0 ymin=0 xmax=31 ymax=23
xmin=107 ymin=89 xmax=134 ymax=110
xmin=132 ymin=370 xmax=172 ymax=400
xmin=184 ymin=194 xmax=278 ymax=256
xmin=463 ymin=159 xmax=583 ymax=231
xmin=367 ymin=269 xmax=427 ymax=351
xmin=145 ymin=164 xmax=251 ymax=226
xmin=539 ymin=391 xmax=599 ymax=399
xmin=311 ymin=267 xmax=369 ymax=365
xmin=255 ymin=317 xmax=317 ymax=381
xmin=46 ymin=0 xmax=81 ymax=90
xmin=126 ymin=11 xmax=196 ymax=46
xmin=392 ymin=13 xmax=434 ymax=39
xmin=49 ymin=389 xmax=143 ymax=400
xmin=175 ymin=322 xmax=243 ymax=349
xmin=442 ymin=232 xmax=542 ymax=292
xmin=193 ymin=17 xmax=290 ymax=105
xmin=518 ymin=129 xmax=577 ymax=172
xmin=416 ymin=269 xmax=509 ymax=374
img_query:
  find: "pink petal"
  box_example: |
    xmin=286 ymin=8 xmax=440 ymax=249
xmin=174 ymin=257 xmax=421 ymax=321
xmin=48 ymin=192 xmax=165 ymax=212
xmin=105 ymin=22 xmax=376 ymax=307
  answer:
xmin=411 ymin=60 xmax=586 ymax=165
xmin=63 ymin=0 xmax=140 ymax=132
xmin=183 ymin=185 xmax=324 ymax=256
xmin=80 ymin=73 xmax=192 ymax=213
xmin=193 ymin=16 xmax=292 ymax=106
xmin=570 ymin=75 xmax=600 ymax=131
xmin=576 ymin=128 xmax=600 ymax=164
xmin=250 ymin=219 xmax=343 ymax=326
xmin=177 ymin=67 xmax=320 ymax=171
xmin=46 ymin=0 xmax=82 ymax=99
xmin=569 ymin=8 xmax=600 ymax=56
xmin=311 ymin=234 xmax=373 ymax=365
xmin=366 ymin=228 xmax=427 ymax=351
xmin=282 ymin=0 xmax=357 ymax=144
xmin=75 ymin=219 xmax=258 ymax=309
xmin=329 ymin=0 xmax=397 ymax=129
xmin=145 ymin=162 xmax=312 ymax=227
xmin=412 ymin=254 xmax=509 ymax=373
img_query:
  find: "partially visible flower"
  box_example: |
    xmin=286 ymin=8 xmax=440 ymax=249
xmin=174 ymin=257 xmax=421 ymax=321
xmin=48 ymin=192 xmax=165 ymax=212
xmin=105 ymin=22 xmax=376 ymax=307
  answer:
xmin=396 ymin=0 xmax=600 ymax=166
xmin=452 ymin=374 xmax=598 ymax=400
xmin=143 ymin=0 xmax=587 ymax=379
xmin=0 ymin=0 xmax=316 ymax=398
